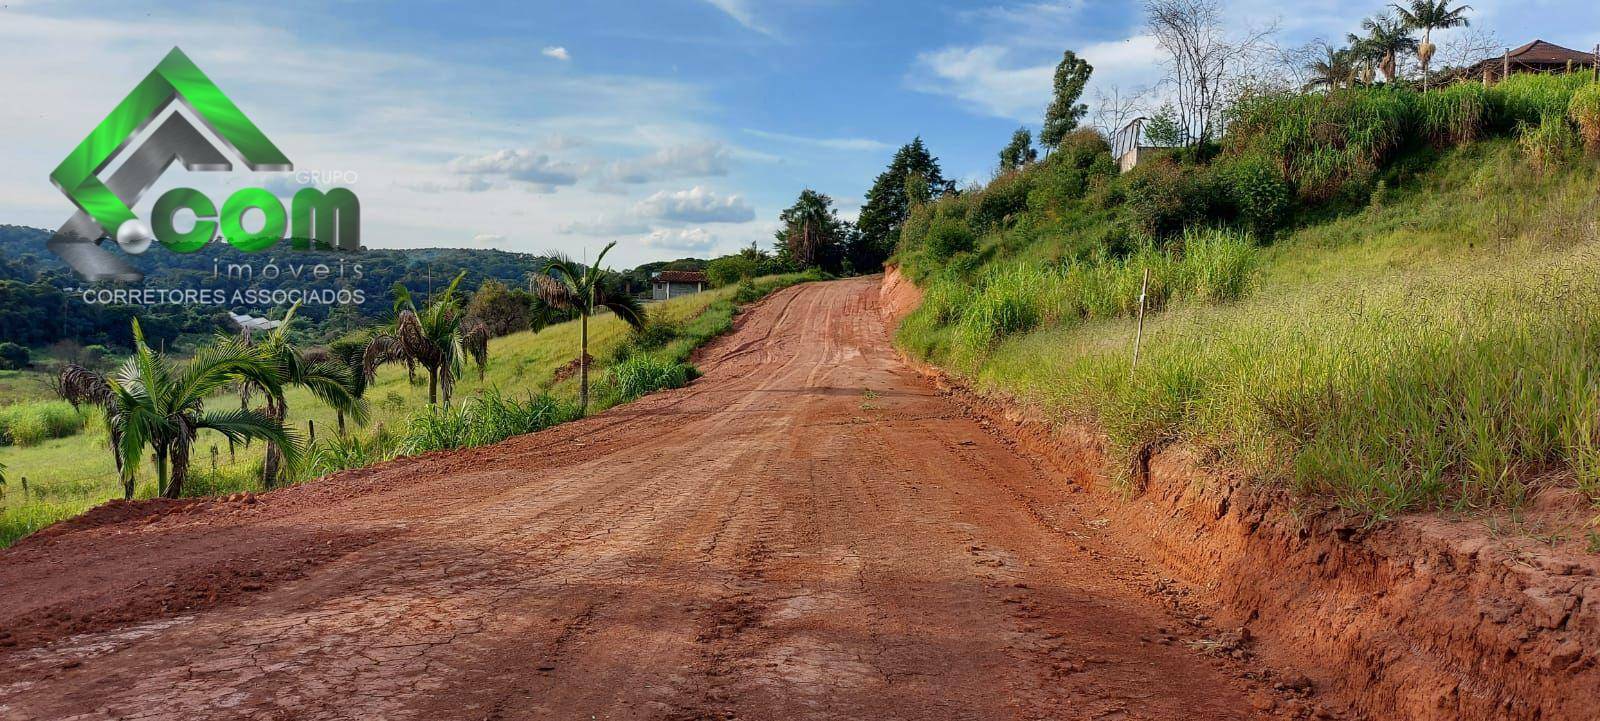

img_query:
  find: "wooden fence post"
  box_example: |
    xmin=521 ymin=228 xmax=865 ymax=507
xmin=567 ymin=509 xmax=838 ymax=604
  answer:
xmin=1131 ymin=267 xmax=1150 ymax=374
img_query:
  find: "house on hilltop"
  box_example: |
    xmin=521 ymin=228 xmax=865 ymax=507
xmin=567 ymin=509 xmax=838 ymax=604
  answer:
xmin=651 ymin=270 xmax=707 ymax=301
xmin=1466 ymin=40 xmax=1598 ymax=83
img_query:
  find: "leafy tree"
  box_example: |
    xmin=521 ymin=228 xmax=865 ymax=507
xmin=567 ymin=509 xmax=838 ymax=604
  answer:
xmin=1040 ymin=50 xmax=1093 ymax=148
xmin=776 ymin=189 xmax=850 ymax=273
xmin=465 ymin=279 xmax=531 ymax=338
xmin=999 ymin=127 xmax=1038 ymax=172
xmin=534 ymin=241 xmax=646 ymax=415
xmin=59 ymin=320 xmax=298 ymax=499
xmin=1144 ymin=103 xmax=1185 ymax=147
xmin=706 ymin=254 xmax=760 ymax=287
xmin=364 ymin=272 xmax=489 ymax=407
xmin=0 ymin=342 xmax=28 ymax=370
xmin=1392 ymin=0 xmax=1471 ymax=92
xmin=853 ymin=138 xmax=953 ymax=271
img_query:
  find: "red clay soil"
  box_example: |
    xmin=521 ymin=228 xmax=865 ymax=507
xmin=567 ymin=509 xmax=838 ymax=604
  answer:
xmin=880 ymin=265 xmax=1600 ymax=721
xmin=0 ymin=277 xmax=1338 ymax=720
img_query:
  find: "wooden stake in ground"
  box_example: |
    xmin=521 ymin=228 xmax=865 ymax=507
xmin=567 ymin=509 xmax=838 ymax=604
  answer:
xmin=1131 ymin=267 xmax=1150 ymax=374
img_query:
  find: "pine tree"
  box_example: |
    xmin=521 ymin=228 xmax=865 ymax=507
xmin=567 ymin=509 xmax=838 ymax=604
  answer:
xmin=998 ymin=127 xmax=1038 ymax=172
xmin=851 ymin=137 xmax=953 ymax=271
xmin=1040 ymin=50 xmax=1093 ymax=149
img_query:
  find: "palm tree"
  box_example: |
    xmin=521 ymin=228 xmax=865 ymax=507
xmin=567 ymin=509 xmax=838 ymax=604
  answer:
xmin=63 ymin=320 xmax=298 ymax=499
xmin=1354 ymin=13 xmax=1420 ymax=83
xmin=232 ymin=305 xmax=367 ymax=486
xmin=1306 ymin=46 xmax=1358 ymax=91
xmin=534 ymin=241 xmax=645 ymax=415
xmin=364 ymin=271 xmax=489 ymax=407
xmin=1392 ymin=0 xmax=1471 ymax=92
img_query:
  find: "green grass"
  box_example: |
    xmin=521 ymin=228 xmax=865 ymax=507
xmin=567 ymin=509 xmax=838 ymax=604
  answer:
xmin=896 ymin=139 xmax=1600 ymax=521
xmin=0 ymin=400 xmax=91 ymax=447
xmin=0 ymin=271 xmax=819 ymax=546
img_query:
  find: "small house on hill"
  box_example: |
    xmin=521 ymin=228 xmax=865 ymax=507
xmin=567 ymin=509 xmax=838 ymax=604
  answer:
xmin=651 ymin=270 xmax=707 ymax=301
xmin=1467 ymin=40 xmax=1598 ymax=83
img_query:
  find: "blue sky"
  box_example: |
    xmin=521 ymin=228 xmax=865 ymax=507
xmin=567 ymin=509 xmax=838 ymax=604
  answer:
xmin=2 ymin=0 xmax=1597 ymax=267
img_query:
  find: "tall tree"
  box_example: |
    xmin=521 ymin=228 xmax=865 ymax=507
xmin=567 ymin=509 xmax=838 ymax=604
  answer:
xmin=998 ymin=127 xmax=1038 ymax=172
xmin=1305 ymin=46 xmax=1358 ymax=91
xmin=1354 ymin=13 xmax=1419 ymax=83
xmin=1145 ymin=0 xmax=1277 ymax=141
xmin=59 ymin=320 xmax=298 ymax=499
xmin=1392 ymin=0 xmax=1471 ymax=92
xmin=534 ymin=241 xmax=646 ymax=415
xmin=364 ymin=272 xmax=489 ymax=407
xmin=776 ymin=189 xmax=850 ymax=272
xmin=1041 ymin=50 xmax=1093 ymax=148
xmin=852 ymin=138 xmax=952 ymax=271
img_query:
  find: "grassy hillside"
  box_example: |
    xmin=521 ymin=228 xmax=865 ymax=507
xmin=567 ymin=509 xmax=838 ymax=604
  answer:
xmin=0 ymin=272 xmax=819 ymax=545
xmin=894 ymin=76 xmax=1600 ymax=521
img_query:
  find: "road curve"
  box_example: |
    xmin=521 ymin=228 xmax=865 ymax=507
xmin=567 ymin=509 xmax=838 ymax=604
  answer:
xmin=0 ymin=277 xmax=1275 ymax=720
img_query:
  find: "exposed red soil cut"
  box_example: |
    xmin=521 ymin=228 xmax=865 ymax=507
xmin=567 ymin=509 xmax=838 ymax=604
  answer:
xmin=0 ymin=277 xmax=1340 ymax=720
xmin=879 ymin=264 xmax=1600 ymax=721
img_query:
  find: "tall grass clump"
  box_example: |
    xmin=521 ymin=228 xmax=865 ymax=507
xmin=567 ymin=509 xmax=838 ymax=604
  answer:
xmin=1415 ymin=82 xmax=1488 ymax=147
xmin=603 ymin=354 xmax=695 ymax=402
xmin=401 ymin=389 xmax=574 ymax=455
xmin=1569 ymin=82 xmax=1600 ymax=154
xmin=1519 ymin=114 xmax=1578 ymax=171
xmin=1488 ymin=72 xmax=1594 ymax=129
xmin=0 ymin=400 xmax=89 ymax=446
xmin=1227 ymin=87 xmax=1413 ymax=200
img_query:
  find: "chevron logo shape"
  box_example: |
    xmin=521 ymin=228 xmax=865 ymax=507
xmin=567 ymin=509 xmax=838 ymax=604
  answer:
xmin=50 ymin=47 xmax=292 ymax=240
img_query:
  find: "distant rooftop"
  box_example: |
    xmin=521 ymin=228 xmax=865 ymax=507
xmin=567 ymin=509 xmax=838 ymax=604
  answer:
xmin=653 ymin=270 xmax=707 ymax=283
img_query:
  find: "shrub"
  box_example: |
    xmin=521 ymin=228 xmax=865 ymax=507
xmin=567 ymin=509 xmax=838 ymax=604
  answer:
xmin=706 ymin=255 xmax=760 ymax=287
xmin=1518 ymin=114 xmax=1577 ymax=171
xmin=0 ymin=401 xmax=88 ymax=446
xmin=1416 ymin=82 xmax=1488 ymax=147
xmin=972 ymin=170 xmax=1033 ymax=232
xmin=1570 ymin=82 xmax=1600 ymax=154
xmin=1120 ymin=159 xmax=1218 ymax=237
xmin=925 ymin=215 xmax=977 ymax=260
xmin=1220 ymin=154 xmax=1292 ymax=236
xmin=1055 ymin=128 xmax=1113 ymax=169
xmin=0 ymin=343 xmax=29 ymax=370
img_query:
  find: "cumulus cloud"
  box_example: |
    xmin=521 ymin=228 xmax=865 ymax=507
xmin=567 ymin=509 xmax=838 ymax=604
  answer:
xmin=557 ymin=215 xmax=652 ymax=236
xmin=642 ymin=227 xmax=718 ymax=252
xmin=909 ymin=35 xmax=1164 ymax=121
xmin=634 ymin=186 xmax=754 ymax=223
xmin=542 ymin=46 xmax=571 ymax=61
xmin=448 ymin=148 xmax=581 ymax=192
xmin=473 ymin=233 xmax=507 ymax=246
xmin=607 ymin=141 xmax=731 ymax=185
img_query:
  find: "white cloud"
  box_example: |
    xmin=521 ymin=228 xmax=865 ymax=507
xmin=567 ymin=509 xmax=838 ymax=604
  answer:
xmin=909 ymin=35 xmax=1164 ymax=121
xmin=642 ymin=227 xmax=718 ymax=252
xmin=448 ymin=149 xmax=582 ymax=192
xmin=742 ymin=129 xmax=891 ymax=152
xmin=635 ymin=186 xmax=754 ymax=223
xmin=557 ymin=215 xmax=652 ymax=236
xmin=542 ymin=46 xmax=571 ymax=61
xmin=702 ymin=0 xmax=775 ymax=36
xmin=473 ymin=233 xmax=507 ymax=246
xmin=606 ymin=141 xmax=732 ymax=184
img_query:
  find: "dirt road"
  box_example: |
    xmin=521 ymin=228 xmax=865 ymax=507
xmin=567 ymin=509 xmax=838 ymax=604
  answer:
xmin=0 ymin=277 xmax=1287 ymax=720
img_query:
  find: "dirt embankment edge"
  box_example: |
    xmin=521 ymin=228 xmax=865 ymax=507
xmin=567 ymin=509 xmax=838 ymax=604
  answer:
xmin=879 ymin=265 xmax=1600 ymax=721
